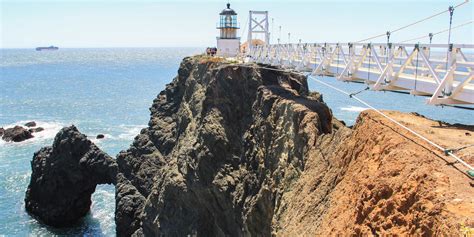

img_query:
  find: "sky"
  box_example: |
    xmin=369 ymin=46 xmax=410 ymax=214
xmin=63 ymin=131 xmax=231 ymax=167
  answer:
xmin=1 ymin=0 xmax=473 ymax=48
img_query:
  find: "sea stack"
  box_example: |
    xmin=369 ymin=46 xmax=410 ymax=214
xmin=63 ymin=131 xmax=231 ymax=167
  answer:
xmin=25 ymin=125 xmax=118 ymax=227
xmin=2 ymin=126 xmax=34 ymax=142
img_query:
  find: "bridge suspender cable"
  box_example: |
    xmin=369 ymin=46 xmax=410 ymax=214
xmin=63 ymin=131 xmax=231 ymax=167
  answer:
xmin=336 ymin=44 xmax=340 ymax=74
xmin=367 ymin=44 xmax=371 ymax=81
xmin=445 ymin=6 xmax=455 ymax=71
xmin=240 ymin=15 xmax=249 ymax=40
xmin=355 ymin=0 xmax=470 ymax=43
xmin=414 ymin=44 xmax=420 ymax=92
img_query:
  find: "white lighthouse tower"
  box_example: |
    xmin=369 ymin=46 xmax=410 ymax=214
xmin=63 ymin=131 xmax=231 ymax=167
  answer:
xmin=216 ymin=3 xmax=240 ymax=57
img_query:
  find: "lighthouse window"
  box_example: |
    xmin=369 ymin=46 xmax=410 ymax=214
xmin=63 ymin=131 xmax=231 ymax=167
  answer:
xmin=220 ymin=15 xmax=238 ymax=28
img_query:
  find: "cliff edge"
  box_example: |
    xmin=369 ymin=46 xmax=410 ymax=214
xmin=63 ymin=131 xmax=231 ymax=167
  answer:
xmin=25 ymin=55 xmax=474 ymax=236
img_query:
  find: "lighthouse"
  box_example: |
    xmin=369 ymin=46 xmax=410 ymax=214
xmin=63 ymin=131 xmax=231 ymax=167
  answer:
xmin=216 ymin=3 xmax=240 ymax=57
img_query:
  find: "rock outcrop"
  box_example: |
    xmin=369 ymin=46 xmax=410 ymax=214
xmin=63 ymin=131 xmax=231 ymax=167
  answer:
xmin=115 ymin=56 xmax=335 ymax=236
xmin=114 ymin=56 xmax=473 ymax=236
xmin=273 ymin=110 xmax=474 ymax=236
xmin=25 ymin=55 xmax=474 ymax=236
xmin=25 ymin=125 xmax=118 ymax=227
xmin=29 ymin=127 xmax=44 ymax=133
xmin=2 ymin=126 xmax=33 ymax=142
xmin=24 ymin=121 xmax=37 ymax=127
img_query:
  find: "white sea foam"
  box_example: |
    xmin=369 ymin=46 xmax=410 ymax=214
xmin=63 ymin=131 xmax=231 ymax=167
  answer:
xmin=87 ymin=125 xmax=143 ymax=145
xmin=91 ymin=185 xmax=116 ymax=236
xmin=116 ymin=124 xmax=144 ymax=141
xmin=0 ymin=120 xmax=65 ymax=146
xmin=340 ymin=106 xmax=369 ymax=112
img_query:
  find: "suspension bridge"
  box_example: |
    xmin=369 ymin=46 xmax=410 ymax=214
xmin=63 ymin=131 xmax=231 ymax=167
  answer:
xmin=243 ymin=1 xmax=474 ymax=106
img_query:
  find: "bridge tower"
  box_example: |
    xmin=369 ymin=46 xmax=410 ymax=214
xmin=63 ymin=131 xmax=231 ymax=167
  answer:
xmin=247 ymin=11 xmax=269 ymax=56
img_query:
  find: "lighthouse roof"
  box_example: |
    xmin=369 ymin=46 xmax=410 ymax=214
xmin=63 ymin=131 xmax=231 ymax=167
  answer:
xmin=220 ymin=3 xmax=237 ymax=15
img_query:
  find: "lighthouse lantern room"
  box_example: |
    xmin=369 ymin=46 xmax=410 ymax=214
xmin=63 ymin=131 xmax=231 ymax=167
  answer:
xmin=216 ymin=3 xmax=240 ymax=57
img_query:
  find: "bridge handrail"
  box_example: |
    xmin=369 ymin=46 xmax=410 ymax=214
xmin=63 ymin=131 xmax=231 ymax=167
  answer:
xmin=265 ymin=43 xmax=474 ymax=49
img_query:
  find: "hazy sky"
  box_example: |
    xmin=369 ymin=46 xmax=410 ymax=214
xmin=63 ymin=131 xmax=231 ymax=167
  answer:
xmin=1 ymin=0 xmax=473 ymax=48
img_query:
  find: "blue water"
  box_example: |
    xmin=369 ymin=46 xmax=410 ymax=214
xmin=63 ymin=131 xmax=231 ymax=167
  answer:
xmin=0 ymin=48 xmax=201 ymax=236
xmin=0 ymin=48 xmax=472 ymax=236
xmin=307 ymin=77 xmax=473 ymax=126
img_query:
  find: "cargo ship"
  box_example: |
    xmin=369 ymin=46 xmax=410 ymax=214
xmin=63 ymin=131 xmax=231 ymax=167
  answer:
xmin=35 ymin=46 xmax=59 ymax=51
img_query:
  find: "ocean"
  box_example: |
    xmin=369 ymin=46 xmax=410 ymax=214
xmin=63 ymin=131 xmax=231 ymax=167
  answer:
xmin=0 ymin=48 xmax=472 ymax=236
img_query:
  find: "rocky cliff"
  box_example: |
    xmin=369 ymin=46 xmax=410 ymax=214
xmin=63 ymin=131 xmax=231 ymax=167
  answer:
xmin=115 ymin=56 xmax=337 ymax=236
xmin=26 ymin=56 xmax=474 ymax=236
xmin=115 ymin=56 xmax=474 ymax=236
xmin=273 ymin=110 xmax=474 ymax=236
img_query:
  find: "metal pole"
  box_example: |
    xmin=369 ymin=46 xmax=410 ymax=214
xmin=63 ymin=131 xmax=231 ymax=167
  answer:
xmin=386 ymin=31 xmax=391 ymax=64
xmin=279 ymin=26 xmax=282 ymax=42
xmin=428 ymin=33 xmax=433 ymax=59
xmin=248 ymin=11 xmax=253 ymax=56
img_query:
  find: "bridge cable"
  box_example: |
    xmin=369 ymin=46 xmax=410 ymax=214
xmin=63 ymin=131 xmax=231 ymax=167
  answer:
xmin=241 ymin=15 xmax=249 ymax=41
xmin=349 ymin=86 xmax=370 ymax=98
xmin=336 ymin=44 xmax=340 ymax=74
xmin=386 ymin=31 xmax=391 ymax=63
xmin=446 ymin=144 xmax=474 ymax=154
xmin=347 ymin=43 xmax=352 ymax=77
xmin=414 ymin=45 xmax=420 ymax=92
xmin=398 ymin=20 xmax=473 ymax=43
xmin=367 ymin=45 xmax=372 ymax=81
xmin=355 ymin=0 xmax=470 ymax=43
xmin=429 ymin=33 xmax=433 ymax=58
xmin=445 ymin=6 xmax=455 ymax=71
xmin=439 ymin=104 xmax=474 ymax=110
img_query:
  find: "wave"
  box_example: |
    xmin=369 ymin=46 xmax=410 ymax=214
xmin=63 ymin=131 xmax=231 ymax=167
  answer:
xmin=116 ymin=125 xmax=144 ymax=141
xmin=0 ymin=121 xmax=145 ymax=147
xmin=340 ymin=106 xmax=369 ymax=112
xmin=88 ymin=124 xmax=143 ymax=144
xmin=0 ymin=120 xmax=65 ymax=146
xmin=90 ymin=185 xmax=116 ymax=235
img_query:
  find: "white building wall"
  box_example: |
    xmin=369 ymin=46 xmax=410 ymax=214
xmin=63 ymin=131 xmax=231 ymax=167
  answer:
xmin=217 ymin=38 xmax=240 ymax=57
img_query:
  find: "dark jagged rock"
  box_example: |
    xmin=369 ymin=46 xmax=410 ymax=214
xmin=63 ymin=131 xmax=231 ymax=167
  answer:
xmin=25 ymin=125 xmax=118 ymax=227
xmin=25 ymin=56 xmax=473 ymax=236
xmin=29 ymin=127 xmax=44 ymax=133
xmin=24 ymin=121 xmax=37 ymax=127
xmin=0 ymin=127 xmax=4 ymax=137
xmin=115 ymin=173 xmax=146 ymax=237
xmin=2 ymin=126 xmax=33 ymax=142
xmin=96 ymin=134 xmax=105 ymax=139
xmin=115 ymin=56 xmax=335 ymax=236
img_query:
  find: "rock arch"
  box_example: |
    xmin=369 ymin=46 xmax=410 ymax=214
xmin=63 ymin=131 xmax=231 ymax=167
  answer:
xmin=25 ymin=125 xmax=117 ymax=227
